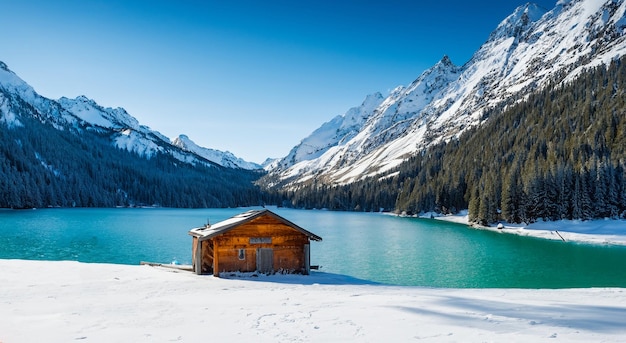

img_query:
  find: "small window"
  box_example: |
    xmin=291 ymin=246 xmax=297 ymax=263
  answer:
xmin=238 ymin=249 xmax=246 ymax=260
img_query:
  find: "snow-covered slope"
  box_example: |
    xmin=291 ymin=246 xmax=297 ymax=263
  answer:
xmin=172 ymin=134 xmax=261 ymax=169
xmin=266 ymin=0 xmax=626 ymax=188
xmin=273 ymin=92 xmax=384 ymax=171
xmin=0 ymin=62 xmax=259 ymax=170
xmin=56 ymin=95 xmax=170 ymax=158
xmin=0 ymin=61 xmax=78 ymax=130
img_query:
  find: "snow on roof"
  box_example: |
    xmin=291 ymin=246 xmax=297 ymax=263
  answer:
xmin=188 ymin=209 xmax=322 ymax=241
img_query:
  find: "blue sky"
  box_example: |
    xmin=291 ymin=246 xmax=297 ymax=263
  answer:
xmin=1 ymin=0 xmax=556 ymax=163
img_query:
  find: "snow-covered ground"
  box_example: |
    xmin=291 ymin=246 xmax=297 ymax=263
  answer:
xmin=421 ymin=211 xmax=626 ymax=246
xmin=0 ymin=259 xmax=625 ymax=342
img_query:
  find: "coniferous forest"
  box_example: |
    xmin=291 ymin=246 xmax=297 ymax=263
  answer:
xmin=280 ymin=57 xmax=626 ymax=224
xmin=4 ymin=57 xmax=626 ymax=222
xmin=0 ymin=103 xmax=272 ymax=209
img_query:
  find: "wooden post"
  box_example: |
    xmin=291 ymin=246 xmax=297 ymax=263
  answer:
xmin=213 ymin=239 xmax=219 ymax=277
xmin=194 ymin=237 xmax=203 ymax=275
xmin=304 ymin=243 xmax=310 ymax=275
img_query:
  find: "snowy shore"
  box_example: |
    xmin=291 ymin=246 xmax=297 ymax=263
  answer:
xmin=420 ymin=211 xmax=626 ymax=245
xmin=1 ymin=259 xmax=625 ymax=342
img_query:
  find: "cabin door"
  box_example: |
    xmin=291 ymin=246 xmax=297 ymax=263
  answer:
xmin=256 ymin=248 xmax=273 ymax=274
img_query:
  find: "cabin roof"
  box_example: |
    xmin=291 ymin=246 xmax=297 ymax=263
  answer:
xmin=188 ymin=209 xmax=322 ymax=242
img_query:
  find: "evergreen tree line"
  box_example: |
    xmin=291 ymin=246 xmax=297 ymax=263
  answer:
xmin=277 ymin=57 xmax=626 ymax=224
xmin=0 ymin=95 xmax=274 ymax=209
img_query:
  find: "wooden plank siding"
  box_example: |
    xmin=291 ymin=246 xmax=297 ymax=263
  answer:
xmin=213 ymin=216 xmax=310 ymax=274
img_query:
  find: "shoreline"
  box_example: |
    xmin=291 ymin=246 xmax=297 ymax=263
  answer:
xmin=413 ymin=211 xmax=626 ymax=246
xmin=1 ymin=259 xmax=625 ymax=342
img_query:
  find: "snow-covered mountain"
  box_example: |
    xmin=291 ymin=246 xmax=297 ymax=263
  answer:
xmin=172 ymin=134 xmax=260 ymax=170
xmin=264 ymin=0 xmax=626 ymax=188
xmin=273 ymin=92 xmax=384 ymax=170
xmin=0 ymin=62 xmax=260 ymax=170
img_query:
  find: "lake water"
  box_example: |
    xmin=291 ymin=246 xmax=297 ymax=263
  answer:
xmin=1 ymin=207 xmax=625 ymax=288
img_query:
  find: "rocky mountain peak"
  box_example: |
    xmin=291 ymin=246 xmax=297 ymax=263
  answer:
xmin=487 ymin=3 xmax=547 ymax=42
xmin=438 ymin=55 xmax=454 ymax=68
xmin=264 ymin=0 xmax=626 ymax=189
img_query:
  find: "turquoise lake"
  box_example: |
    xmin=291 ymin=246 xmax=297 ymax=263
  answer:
xmin=1 ymin=207 xmax=625 ymax=288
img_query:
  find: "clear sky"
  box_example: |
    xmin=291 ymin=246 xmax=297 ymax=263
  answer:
xmin=1 ymin=0 xmax=556 ymax=163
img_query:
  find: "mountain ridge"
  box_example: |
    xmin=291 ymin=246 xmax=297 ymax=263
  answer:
xmin=0 ymin=61 xmax=269 ymax=208
xmin=263 ymin=0 xmax=626 ymax=189
xmin=0 ymin=64 xmax=260 ymax=170
xmin=281 ymin=55 xmax=626 ymax=222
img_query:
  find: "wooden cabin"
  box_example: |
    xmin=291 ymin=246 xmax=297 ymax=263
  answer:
xmin=188 ymin=209 xmax=322 ymax=276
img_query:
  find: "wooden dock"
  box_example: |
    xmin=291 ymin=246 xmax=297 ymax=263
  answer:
xmin=140 ymin=261 xmax=193 ymax=272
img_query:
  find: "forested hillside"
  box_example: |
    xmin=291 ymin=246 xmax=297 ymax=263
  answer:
xmin=0 ymin=106 xmax=271 ymax=209
xmin=279 ymin=58 xmax=626 ymax=224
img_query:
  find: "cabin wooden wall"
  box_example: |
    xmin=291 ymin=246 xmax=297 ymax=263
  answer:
xmin=211 ymin=214 xmax=310 ymax=274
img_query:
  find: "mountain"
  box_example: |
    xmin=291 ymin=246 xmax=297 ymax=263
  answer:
xmin=277 ymin=92 xmax=384 ymax=169
xmin=172 ymin=134 xmax=261 ymax=170
xmin=56 ymin=95 xmax=174 ymax=159
xmin=282 ymin=56 xmax=626 ymax=222
xmin=56 ymin=95 xmax=261 ymax=170
xmin=0 ymin=61 xmax=268 ymax=208
xmin=0 ymin=62 xmax=259 ymax=170
xmin=263 ymin=0 xmax=626 ymax=189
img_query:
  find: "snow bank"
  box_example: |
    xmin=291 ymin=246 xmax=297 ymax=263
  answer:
xmin=488 ymin=219 xmax=626 ymax=246
xmin=422 ymin=211 xmax=626 ymax=246
xmin=1 ymin=259 xmax=625 ymax=342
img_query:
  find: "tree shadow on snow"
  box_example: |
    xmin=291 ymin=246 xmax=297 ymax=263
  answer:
xmin=391 ymin=294 xmax=626 ymax=334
